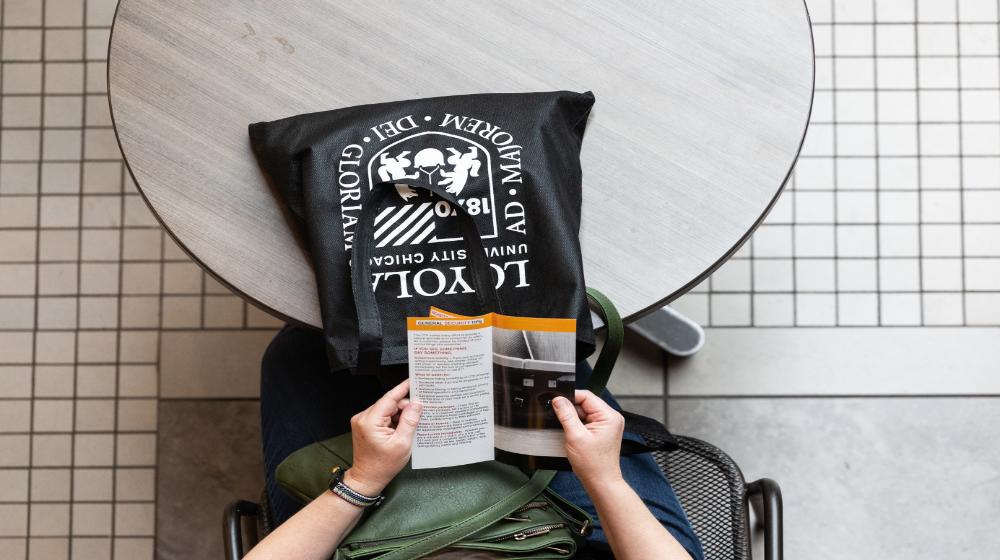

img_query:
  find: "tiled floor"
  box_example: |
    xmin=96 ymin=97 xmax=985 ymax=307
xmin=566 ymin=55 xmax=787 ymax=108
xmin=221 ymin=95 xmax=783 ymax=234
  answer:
xmin=0 ymin=0 xmax=280 ymax=558
xmin=2 ymin=0 xmax=1000 ymax=559
xmin=671 ymin=0 xmax=1000 ymax=328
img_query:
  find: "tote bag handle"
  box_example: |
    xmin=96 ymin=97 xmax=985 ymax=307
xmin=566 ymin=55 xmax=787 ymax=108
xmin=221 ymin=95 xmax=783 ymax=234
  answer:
xmin=349 ymin=182 xmax=676 ymax=455
xmin=351 ymin=181 xmax=503 ymax=374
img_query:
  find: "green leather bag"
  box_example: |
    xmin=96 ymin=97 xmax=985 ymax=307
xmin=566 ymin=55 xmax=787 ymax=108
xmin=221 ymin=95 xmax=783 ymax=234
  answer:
xmin=279 ymin=436 xmax=589 ymax=559
xmin=276 ymin=289 xmax=627 ymax=560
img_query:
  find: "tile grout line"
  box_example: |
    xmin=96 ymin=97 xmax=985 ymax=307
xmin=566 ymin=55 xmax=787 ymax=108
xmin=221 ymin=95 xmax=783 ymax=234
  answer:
xmin=108 ymin=1 xmax=139 ymax=552
xmin=0 ymin=24 xmax=112 ymax=29
xmin=806 ymin=118 xmax=1000 ymax=124
xmin=2 ymin=158 xmax=133 ymax=163
xmin=199 ymin=263 xmax=206 ymax=330
xmin=831 ymin=0 xmax=841 ymax=326
xmin=1 ymin=124 xmax=115 ymax=130
xmin=0 ymin=2 xmax=18 ymax=556
xmin=748 ymin=157 xmax=757 ymax=325
xmin=808 ymin=19 xmax=999 ymax=25
xmin=0 ymin=430 xmax=157 ymax=436
xmin=111 ymin=129 xmax=128 ymax=560
xmin=24 ymin=0 xmax=50 ymax=552
xmin=747 ymin=190 xmax=756 ymax=325
xmin=996 ymin=0 xmax=1000 ymax=317
xmin=815 ymin=52 xmax=998 ymax=58
xmin=786 ymin=166 xmax=797 ymax=325
xmin=871 ymin=3 xmax=883 ymax=327
xmin=152 ymin=223 xmax=168 ymax=554
xmin=954 ymin=0 xmax=968 ymax=327
xmin=798 ymin=152 xmax=997 ymax=157
xmin=0 ymin=466 xmax=156 ymax=471
xmin=911 ymin=3 xmax=925 ymax=326
xmin=706 ymin=270 xmax=713 ymax=326
xmin=69 ymin=0 xmax=86 ymax=551
xmin=0 ymin=395 xmax=220 ymax=401
xmin=791 ymin=0 xmax=812 ymax=329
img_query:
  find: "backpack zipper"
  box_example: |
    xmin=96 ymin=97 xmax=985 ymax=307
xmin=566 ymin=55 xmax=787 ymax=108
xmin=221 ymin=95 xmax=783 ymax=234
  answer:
xmin=503 ymin=501 xmax=550 ymax=521
xmin=490 ymin=523 xmax=566 ymax=542
xmin=514 ymin=501 xmax=549 ymax=513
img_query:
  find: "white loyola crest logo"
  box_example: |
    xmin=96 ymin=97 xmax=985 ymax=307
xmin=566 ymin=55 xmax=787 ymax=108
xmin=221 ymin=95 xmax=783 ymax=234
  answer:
xmin=367 ymin=132 xmax=497 ymax=248
xmin=376 ymin=146 xmax=482 ymax=200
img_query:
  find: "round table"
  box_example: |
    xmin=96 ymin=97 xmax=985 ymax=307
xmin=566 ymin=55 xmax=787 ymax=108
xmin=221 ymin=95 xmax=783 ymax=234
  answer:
xmin=108 ymin=0 xmax=814 ymax=326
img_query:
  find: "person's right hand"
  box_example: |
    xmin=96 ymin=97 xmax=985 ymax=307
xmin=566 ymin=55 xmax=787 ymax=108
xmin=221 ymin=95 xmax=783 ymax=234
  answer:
xmin=551 ymin=390 xmax=624 ymax=488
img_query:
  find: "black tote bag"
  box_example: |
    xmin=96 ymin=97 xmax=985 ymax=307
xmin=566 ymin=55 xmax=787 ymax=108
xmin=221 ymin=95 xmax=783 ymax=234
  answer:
xmin=249 ymin=91 xmax=595 ymax=371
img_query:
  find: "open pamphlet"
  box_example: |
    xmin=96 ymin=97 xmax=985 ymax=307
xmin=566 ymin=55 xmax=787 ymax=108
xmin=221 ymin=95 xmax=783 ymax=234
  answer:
xmin=407 ymin=308 xmax=576 ymax=470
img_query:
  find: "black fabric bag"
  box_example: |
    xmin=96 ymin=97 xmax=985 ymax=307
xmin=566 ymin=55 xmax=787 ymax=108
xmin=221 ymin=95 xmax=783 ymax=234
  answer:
xmin=249 ymin=91 xmax=596 ymax=371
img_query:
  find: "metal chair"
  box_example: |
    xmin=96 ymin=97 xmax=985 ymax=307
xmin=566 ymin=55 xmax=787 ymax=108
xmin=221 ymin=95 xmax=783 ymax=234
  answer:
xmin=657 ymin=436 xmax=782 ymax=560
xmin=224 ymin=434 xmax=782 ymax=560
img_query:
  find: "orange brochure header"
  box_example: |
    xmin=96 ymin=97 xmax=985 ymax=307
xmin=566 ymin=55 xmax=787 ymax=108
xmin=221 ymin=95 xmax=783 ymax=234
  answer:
xmin=407 ymin=315 xmax=491 ymax=331
xmin=409 ymin=311 xmax=575 ymax=333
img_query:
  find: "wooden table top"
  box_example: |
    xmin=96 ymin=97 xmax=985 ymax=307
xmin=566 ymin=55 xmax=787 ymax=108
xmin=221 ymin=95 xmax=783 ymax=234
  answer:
xmin=108 ymin=0 xmax=814 ymax=327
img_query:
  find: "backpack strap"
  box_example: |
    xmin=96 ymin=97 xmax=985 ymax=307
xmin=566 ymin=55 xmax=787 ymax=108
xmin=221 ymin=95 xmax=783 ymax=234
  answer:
xmin=586 ymin=288 xmax=679 ymax=454
xmin=585 ymin=287 xmax=623 ymax=397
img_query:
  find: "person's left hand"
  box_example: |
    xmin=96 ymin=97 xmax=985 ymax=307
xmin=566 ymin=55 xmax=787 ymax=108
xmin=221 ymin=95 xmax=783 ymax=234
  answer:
xmin=345 ymin=380 xmax=422 ymax=497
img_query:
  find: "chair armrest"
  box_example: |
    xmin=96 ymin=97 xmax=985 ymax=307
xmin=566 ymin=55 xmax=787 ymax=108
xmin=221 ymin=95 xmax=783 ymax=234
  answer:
xmin=746 ymin=478 xmax=782 ymax=560
xmin=224 ymin=500 xmax=261 ymax=560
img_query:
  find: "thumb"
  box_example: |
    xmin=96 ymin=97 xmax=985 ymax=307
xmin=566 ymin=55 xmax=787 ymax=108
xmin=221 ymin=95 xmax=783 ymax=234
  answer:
xmin=392 ymin=402 xmax=422 ymax=442
xmin=552 ymin=396 xmax=586 ymax=436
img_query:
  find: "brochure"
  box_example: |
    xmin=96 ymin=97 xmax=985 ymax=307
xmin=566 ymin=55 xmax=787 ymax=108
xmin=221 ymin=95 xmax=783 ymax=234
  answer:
xmin=407 ymin=310 xmax=576 ymax=469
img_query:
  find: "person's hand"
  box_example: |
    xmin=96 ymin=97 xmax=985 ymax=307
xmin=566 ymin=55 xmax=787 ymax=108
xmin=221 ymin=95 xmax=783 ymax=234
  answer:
xmin=551 ymin=390 xmax=624 ymax=488
xmin=346 ymin=380 xmax=422 ymax=496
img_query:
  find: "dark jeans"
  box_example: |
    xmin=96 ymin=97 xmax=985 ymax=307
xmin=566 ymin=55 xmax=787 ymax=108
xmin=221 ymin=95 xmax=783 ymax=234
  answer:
xmin=261 ymin=325 xmax=704 ymax=560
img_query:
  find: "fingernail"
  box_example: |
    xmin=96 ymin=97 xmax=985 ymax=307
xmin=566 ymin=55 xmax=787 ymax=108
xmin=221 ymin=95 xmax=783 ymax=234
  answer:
xmin=551 ymin=397 xmax=566 ymax=409
xmin=411 ymin=402 xmax=423 ymax=413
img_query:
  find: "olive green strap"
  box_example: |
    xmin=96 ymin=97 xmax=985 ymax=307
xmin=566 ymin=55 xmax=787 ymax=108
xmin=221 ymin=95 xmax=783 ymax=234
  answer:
xmin=372 ymin=469 xmax=557 ymax=560
xmin=586 ymin=287 xmax=623 ymax=396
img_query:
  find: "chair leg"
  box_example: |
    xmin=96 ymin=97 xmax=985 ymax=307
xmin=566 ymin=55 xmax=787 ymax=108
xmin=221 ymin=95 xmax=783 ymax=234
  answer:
xmin=224 ymin=500 xmax=261 ymax=560
xmin=746 ymin=479 xmax=782 ymax=560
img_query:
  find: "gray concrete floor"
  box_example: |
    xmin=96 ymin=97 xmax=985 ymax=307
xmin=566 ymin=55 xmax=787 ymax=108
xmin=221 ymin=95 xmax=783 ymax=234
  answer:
xmin=670 ymin=397 xmax=1000 ymax=559
xmin=156 ymin=401 xmax=263 ymax=560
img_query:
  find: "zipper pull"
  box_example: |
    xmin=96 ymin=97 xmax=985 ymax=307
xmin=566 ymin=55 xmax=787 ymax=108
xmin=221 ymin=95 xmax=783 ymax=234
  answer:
xmin=545 ymin=545 xmax=571 ymax=555
xmin=514 ymin=527 xmax=554 ymax=541
xmin=502 ymin=514 xmax=531 ymax=522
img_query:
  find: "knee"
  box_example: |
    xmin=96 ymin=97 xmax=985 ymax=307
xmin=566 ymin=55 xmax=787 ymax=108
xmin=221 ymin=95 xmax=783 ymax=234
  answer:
xmin=260 ymin=325 xmax=328 ymax=393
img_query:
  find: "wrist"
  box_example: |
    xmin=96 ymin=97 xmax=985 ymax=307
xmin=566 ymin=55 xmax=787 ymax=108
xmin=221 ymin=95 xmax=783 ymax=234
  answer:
xmin=579 ymin=468 xmax=626 ymax=497
xmin=343 ymin=468 xmax=387 ymax=497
